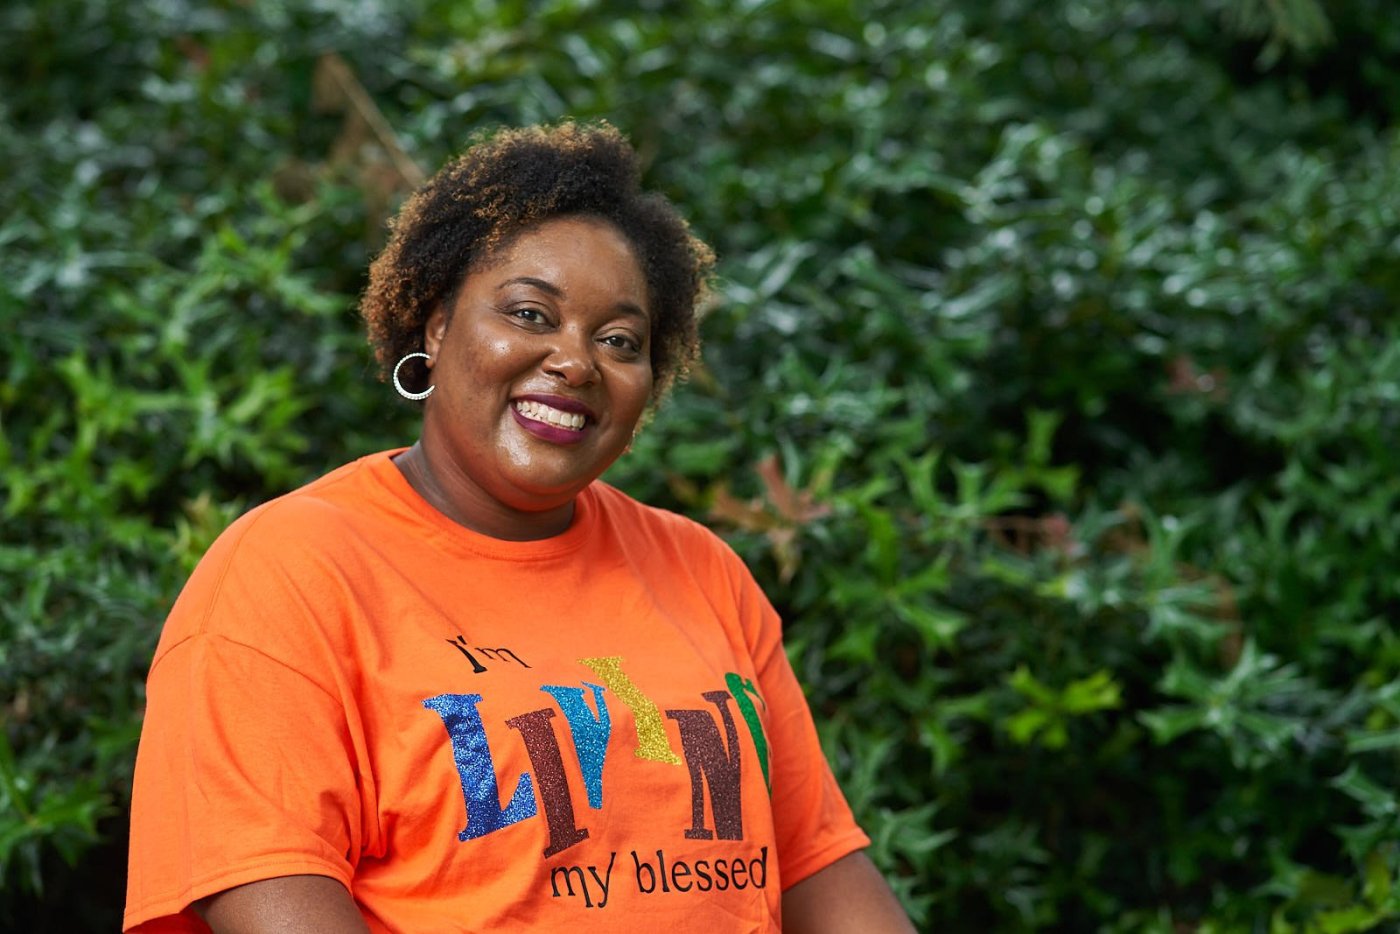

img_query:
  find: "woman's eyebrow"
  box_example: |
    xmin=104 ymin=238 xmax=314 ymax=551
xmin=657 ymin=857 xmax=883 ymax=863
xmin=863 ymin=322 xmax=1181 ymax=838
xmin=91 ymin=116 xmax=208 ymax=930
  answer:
xmin=612 ymin=302 xmax=649 ymax=323
xmin=496 ymin=275 xmax=649 ymax=322
xmin=496 ymin=275 xmax=564 ymax=297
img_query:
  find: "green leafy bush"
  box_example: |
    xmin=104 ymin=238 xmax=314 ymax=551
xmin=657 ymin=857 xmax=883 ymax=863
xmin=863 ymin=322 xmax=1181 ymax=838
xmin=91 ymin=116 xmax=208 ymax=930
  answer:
xmin=3 ymin=0 xmax=1398 ymax=929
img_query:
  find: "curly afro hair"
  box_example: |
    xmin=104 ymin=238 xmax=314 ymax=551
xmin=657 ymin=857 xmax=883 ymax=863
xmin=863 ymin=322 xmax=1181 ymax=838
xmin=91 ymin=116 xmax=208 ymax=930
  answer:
xmin=361 ymin=121 xmax=715 ymax=401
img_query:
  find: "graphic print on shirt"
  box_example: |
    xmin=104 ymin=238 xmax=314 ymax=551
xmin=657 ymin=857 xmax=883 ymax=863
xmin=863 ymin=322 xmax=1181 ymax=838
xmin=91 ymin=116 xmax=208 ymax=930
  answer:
xmin=445 ymin=633 xmax=532 ymax=673
xmin=421 ymin=654 xmax=774 ymax=910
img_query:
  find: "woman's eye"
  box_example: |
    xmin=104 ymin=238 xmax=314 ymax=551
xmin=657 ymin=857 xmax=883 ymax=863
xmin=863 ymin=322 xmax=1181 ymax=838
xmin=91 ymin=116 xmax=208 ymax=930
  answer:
xmin=512 ymin=308 xmax=547 ymax=324
xmin=601 ymin=334 xmax=642 ymax=353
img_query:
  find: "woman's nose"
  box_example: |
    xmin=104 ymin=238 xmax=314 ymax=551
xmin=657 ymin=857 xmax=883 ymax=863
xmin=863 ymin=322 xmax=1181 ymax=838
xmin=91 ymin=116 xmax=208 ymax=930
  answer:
xmin=543 ymin=332 xmax=599 ymax=385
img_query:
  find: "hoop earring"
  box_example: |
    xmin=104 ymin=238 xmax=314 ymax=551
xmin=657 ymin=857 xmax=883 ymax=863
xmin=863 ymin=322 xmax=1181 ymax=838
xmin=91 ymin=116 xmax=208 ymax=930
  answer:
xmin=392 ymin=352 xmax=434 ymax=401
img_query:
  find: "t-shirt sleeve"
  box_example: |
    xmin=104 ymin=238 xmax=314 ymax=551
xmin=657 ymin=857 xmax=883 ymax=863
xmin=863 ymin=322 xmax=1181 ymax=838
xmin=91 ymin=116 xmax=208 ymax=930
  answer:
xmin=124 ymin=515 xmax=365 ymax=932
xmin=717 ymin=540 xmax=871 ymax=889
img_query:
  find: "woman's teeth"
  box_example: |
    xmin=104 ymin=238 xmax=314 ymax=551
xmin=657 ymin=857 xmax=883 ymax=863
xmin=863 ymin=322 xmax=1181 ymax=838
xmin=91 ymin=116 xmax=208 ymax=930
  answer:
xmin=515 ymin=400 xmax=586 ymax=430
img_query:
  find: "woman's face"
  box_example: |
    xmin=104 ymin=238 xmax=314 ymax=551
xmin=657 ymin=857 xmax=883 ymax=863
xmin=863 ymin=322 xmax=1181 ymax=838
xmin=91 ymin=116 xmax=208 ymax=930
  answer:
xmin=419 ymin=215 xmax=653 ymax=527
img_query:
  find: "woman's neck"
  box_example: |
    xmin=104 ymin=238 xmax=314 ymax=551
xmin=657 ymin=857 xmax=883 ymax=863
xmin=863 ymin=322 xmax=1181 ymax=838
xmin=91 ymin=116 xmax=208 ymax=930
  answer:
xmin=391 ymin=442 xmax=576 ymax=541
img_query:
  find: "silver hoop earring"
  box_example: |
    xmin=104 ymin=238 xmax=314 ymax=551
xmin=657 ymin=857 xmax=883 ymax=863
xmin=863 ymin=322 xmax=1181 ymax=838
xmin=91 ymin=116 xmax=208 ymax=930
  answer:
xmin=392 ymin=352 xmax=434 ymax=401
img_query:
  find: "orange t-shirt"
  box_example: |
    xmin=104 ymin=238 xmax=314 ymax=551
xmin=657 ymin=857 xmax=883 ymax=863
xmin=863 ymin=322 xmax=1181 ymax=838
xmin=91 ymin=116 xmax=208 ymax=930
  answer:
xmin=124 ymin=450 xmax=869 ymax=932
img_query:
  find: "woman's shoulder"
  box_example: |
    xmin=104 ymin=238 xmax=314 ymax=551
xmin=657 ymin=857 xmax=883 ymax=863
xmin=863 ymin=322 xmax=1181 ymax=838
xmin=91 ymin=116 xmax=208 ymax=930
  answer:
xmin=586 ymin=480 xmax=757 ymax=595
xmin=154 ymin=454 xmax=398 ymax=652
xmin=588 ymin=480 xmax=733 ymax=552
xmin=212 ymin=452 xmax=395 ymax=549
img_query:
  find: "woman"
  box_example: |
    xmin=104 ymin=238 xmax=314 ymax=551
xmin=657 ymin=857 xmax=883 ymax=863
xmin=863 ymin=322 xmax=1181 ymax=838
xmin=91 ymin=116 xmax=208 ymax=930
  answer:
xmin=125 ymin=122 xmax=912 ymax=933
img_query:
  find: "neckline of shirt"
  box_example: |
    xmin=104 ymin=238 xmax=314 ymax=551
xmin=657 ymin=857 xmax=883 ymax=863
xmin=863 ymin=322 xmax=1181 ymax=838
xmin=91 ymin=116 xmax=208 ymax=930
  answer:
xmin=359 ymin=448 xmax=596 ymax=561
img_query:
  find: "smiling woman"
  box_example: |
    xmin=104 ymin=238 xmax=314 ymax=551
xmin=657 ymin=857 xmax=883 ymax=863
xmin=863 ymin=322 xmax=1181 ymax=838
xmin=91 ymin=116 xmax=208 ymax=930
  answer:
xmin=400 ymin=216 xmax=656 ymax=540
xmin=122 ymin=122 xmax=913 ymax=934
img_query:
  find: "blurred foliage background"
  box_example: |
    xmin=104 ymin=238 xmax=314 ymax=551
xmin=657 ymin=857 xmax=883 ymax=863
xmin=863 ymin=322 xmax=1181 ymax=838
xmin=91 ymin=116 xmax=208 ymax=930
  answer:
xmin=3 ymin=0 xmax=1399 ymax=930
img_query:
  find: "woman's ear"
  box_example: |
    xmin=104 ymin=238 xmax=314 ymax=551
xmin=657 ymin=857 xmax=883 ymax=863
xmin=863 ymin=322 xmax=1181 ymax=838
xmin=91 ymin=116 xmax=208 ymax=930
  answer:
xmin=423 ymin=305 xmax=450 ymax=363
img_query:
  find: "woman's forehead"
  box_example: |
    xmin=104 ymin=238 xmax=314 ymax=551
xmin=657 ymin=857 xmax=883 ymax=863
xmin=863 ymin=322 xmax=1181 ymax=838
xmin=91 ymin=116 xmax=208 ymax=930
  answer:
xmin=460 ymin=217 xmax=649 ymax=311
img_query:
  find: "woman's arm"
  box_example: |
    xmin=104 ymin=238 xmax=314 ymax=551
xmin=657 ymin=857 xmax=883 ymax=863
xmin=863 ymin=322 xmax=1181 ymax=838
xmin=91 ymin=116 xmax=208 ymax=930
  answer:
xmin=194 ymin=875 xmax=371 ymax=934
xmin=782 ymin=851 xmax=916 ymax=934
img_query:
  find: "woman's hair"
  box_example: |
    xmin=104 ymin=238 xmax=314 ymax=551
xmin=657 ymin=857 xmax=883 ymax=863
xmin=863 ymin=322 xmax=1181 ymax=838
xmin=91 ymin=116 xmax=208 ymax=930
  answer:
xmin=361 ymin=121 xmax=715 ymax=399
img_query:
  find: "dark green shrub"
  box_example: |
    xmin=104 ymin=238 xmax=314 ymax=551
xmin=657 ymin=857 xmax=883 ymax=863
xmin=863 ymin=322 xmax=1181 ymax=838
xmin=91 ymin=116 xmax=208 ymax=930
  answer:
xmin=3 ymin=1 xmax=1398 ymax=930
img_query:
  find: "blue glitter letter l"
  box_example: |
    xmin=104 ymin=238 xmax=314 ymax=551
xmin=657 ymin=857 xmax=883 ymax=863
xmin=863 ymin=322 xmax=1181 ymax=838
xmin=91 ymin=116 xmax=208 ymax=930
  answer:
xmin=541 ymin=682 xmax=611 ymax=809
xmin=423 ymin=693 xmax=537 ymax=841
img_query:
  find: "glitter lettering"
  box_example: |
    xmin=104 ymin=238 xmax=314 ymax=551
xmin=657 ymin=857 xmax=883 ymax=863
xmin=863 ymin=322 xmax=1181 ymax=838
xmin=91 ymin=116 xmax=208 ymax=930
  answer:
xmin=542 ymin=682 xmax=611 ymax=809
xmin=505 ymin=707 xmax=589 ymax=857
xmin=725 ymin=672 xmax=771 ymax=792
xmin=578 ymin=656 xmax=681 ymax=765
xmin=422 ymin=693 xmax=536 ymax=841
xmin=666 ymin=690 xmax=744 ymax=841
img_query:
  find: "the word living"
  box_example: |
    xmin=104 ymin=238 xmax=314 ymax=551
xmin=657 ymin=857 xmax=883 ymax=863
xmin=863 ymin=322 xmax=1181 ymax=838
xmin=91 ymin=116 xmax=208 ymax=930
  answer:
xmin=422 ymin=655 xmax=772 ymax=858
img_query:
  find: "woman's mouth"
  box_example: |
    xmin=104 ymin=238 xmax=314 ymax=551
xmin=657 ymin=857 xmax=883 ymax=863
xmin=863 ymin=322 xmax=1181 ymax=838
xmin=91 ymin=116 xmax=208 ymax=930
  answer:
xmin=511 ymin=399 xmax=591 ymax=444
xmin=514 ymin=399 xmax=587 ymax=430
